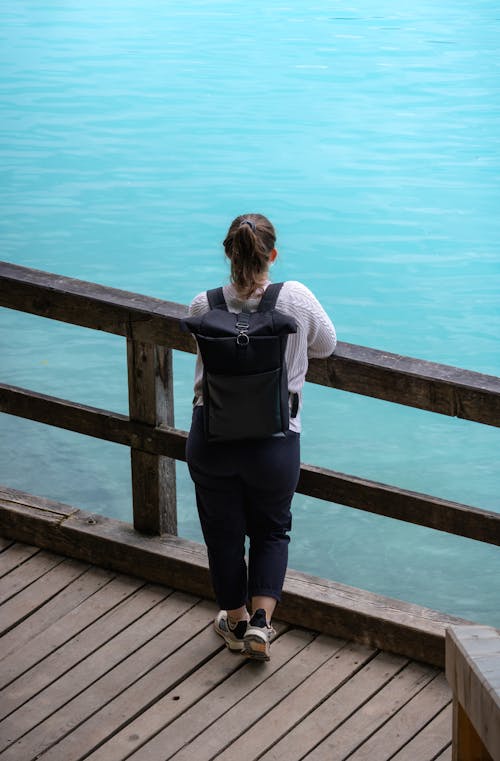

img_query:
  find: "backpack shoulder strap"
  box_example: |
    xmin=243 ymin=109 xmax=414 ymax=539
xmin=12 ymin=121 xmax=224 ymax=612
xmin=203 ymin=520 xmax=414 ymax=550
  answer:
xmin=206 ymin=287 xmax=228 ymax=310
xmin=257 ymin=282 xmax=284 ymax=312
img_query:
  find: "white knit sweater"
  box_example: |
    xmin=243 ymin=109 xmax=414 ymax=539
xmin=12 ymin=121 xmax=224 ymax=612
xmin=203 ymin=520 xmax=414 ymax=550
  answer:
xmin=188 ymin=280 xmax=337 ymax=432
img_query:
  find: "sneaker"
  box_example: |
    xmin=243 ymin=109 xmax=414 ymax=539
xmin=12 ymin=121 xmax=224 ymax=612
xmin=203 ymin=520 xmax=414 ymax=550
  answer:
xmin=214 ymin=611 xmax=248 ymax=651
xmin=243 ymin=609 xmax=276 ymax=661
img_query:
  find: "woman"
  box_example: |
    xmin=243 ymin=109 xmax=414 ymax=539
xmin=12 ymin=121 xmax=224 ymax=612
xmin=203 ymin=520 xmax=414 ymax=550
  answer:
xmin=186 ymin=213 xmax=336 ymax=661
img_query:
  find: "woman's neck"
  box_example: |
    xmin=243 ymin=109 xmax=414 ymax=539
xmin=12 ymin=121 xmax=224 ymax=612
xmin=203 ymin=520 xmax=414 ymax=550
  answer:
xmin=232 ymin=276 xmax=270 ymax=299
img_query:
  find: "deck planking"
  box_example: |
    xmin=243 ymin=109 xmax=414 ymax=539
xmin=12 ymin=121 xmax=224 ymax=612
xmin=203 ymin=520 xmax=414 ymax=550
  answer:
xmin=0 ymin=537 xmax=452 ymax=760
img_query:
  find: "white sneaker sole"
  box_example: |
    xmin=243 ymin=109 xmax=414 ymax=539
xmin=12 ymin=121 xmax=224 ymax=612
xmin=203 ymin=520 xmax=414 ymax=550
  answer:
xmin=243 ymin=630 xmax=271 ymax=661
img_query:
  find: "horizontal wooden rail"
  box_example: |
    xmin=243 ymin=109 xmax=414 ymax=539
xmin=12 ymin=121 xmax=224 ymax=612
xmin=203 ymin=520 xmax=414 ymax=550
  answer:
xmin=2 ymin=382 xmax=499 ymax=546
xmin=2 ymin=261 xmax=500 ymax=426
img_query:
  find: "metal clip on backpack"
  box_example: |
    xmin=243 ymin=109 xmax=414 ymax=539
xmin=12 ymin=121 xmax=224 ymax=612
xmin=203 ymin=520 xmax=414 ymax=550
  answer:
xmin=182 ymin=283 xmax=298 ymax=442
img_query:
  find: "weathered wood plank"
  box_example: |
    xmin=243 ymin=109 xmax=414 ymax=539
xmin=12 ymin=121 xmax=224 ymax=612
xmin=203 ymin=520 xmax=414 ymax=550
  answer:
xmin=0 ymin=582 xmax=167 ymax=725
xmin=44 ymin=605 xmax=230 ymax=761
xmin=342 ymin=672 xmax=451 ymax=760
xmin=169 ymin=632 xmax=342 ymax=761
xmin=0 ymin=260 xmax=193 ymax=350
xmin=0 ymin=571 xmax=133 ymax=687
xmin=389 ymin=706 xmax=452 ymax=761
xmin=0 ymin=590 xmax=178 ymax=758
xmin=297 ymin=462 xmax=500 ymax=546
xmin=453 ymin=700 xmax=494 ymax=761
xmin=0 ymin=492 xmax=213 ymax=597
xmin=0 ymin=484 xmax=78 ymax=518
xmin=85 ymin=622 xmax=289 ymax=761
xmin=308 ymin=344 xmax=500 ymax=427
xmin=303 ymin=662 xmax=442 ymax=761
xmin=127 ymin=340 xmax=177 ymax=535
xmin=0 ymin=486 xmax=80 ymax=552
xmin=125 ymin=628 xmax=316 ymax=761
xmin=0 ymin=382 xmax=187 ymax=460
xmin=3 ymin=599 xmax=214 ymax=761
xmin=0 ymin=557 xmax=89 ymax=637
xmin=2 ymin=261 xmax=500 ymax=425
xmin=282 ymin=569 xmax=468 ymax=668
xmin=215 ymin=639 xmax=374 ymax=761
xmin=0 ymin=538 xmax=13 ymax=552
xmin=53 ymin=627 xmax=231 ymax=761
xmin=258 ymin=651 xmax=409 ymax=761
xmin=0 ymin=537 xmax=456 ymax=761
xmin=0 ymin=543 xmax=40 ymax=578
xmin=0 ymin=550 xmax=64 ymax=606
xmin=0 ymin=492 xmax=471 ymax=667
xmin=2 ymin=386 xmax=499 ymax=546
xmin=446 ymin=625 xmax=500 ymax=761
xmin=434 ymin=748 xmax=453 ymax=761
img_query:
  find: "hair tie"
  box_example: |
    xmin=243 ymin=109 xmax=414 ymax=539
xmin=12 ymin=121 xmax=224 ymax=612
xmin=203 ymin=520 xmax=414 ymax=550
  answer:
xmin=240 ymin=219 xmax=256 ymax=232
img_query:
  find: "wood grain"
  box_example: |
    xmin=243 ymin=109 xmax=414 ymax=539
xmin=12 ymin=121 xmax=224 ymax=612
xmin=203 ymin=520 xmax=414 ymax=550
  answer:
xmin=0 ymin=543 xmax=40 ymax=578
xmin=6 ymin=600 xmax=214 ymax=761
xmin=334 ymin=672 xmax=451 ymax=761
xmin=0 ymin=536 xmax=453 ymax=761
xmin=0 ymin=557 xmax=89 ymax=637
xmin=127 ymin=340 xmax=177 ymax=534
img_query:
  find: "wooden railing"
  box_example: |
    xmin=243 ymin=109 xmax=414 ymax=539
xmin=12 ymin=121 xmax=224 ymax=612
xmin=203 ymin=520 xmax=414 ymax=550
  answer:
xmin=1 ymin=260 xmax=499 ymax=544
xmin=2 ymin=260 xmax=500 ymax=667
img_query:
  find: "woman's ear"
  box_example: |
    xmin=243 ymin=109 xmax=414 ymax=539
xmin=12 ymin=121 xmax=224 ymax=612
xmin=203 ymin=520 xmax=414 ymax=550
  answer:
xmin=269 ymin=248 xmax=278 ymax=263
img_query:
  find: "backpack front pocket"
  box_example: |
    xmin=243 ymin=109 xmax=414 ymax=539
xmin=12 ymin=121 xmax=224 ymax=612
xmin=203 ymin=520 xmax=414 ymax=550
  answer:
xmin=205 ymin=368 xmax=287 ymax=442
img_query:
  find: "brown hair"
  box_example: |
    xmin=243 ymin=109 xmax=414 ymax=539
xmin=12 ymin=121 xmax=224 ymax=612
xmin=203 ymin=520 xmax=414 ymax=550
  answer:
xmin=223 ymin=213 xmax=276 ymax=299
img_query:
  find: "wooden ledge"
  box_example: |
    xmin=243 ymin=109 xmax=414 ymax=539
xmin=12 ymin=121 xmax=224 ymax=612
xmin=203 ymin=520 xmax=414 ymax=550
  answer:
xmin=0 ymin=485 xmax=474 ymax=667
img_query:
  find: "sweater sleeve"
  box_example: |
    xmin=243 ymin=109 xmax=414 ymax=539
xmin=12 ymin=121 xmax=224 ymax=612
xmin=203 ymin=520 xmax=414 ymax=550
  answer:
xmin=188 ymin=291 xmax=210 ymax=317
xmin=187 ymin=292 xmax=209 ymax=403
xmin=307 ymin=295 xmax=337 ymax=358
xmin=285 ymin=282 xmax=337 ymax=359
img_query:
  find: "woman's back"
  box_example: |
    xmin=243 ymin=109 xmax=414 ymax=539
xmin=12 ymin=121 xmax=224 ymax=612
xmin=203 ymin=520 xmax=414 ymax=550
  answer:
xmin=189 ymin=279 xmax=337 ymax=431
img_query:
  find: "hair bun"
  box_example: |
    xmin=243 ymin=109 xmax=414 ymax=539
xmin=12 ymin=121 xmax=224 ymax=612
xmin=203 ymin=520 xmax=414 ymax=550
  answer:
xmin=239 ymin=219 xmax=256 ymax=232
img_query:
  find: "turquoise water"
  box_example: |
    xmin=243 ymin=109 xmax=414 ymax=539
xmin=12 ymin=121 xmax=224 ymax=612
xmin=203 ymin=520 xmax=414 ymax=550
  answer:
xmin=1 ymin=1 xmax=499 ymax=624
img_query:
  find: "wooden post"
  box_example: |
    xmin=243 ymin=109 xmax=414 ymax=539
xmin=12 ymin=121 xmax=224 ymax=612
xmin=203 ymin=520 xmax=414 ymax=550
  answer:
xmin=127 ymin=339 xmax=177 ymax=535
xmin=446 ymin=625 xmax=500 ymax=761
xmin=452 ymin=699 xmax=493 ymax=761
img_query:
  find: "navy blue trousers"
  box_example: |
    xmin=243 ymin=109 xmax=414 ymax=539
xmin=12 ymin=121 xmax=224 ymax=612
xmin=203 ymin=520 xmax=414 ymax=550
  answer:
xmin=186 ymin=406 xmax=301 ymax=610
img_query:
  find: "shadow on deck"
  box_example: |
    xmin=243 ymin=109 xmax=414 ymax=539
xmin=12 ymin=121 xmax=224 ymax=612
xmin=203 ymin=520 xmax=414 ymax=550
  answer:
xmin=0 ymin=536 xmax=452 ymax=761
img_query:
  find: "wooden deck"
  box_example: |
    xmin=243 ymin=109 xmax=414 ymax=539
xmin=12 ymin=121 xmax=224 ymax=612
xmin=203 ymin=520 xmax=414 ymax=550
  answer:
xmin=0 ymin=536 xmax=452 ymax=761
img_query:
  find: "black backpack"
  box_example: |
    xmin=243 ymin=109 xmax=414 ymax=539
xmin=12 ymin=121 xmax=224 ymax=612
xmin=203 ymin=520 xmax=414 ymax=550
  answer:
xmin=182 ymin=283 xmax=298 ymax=442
